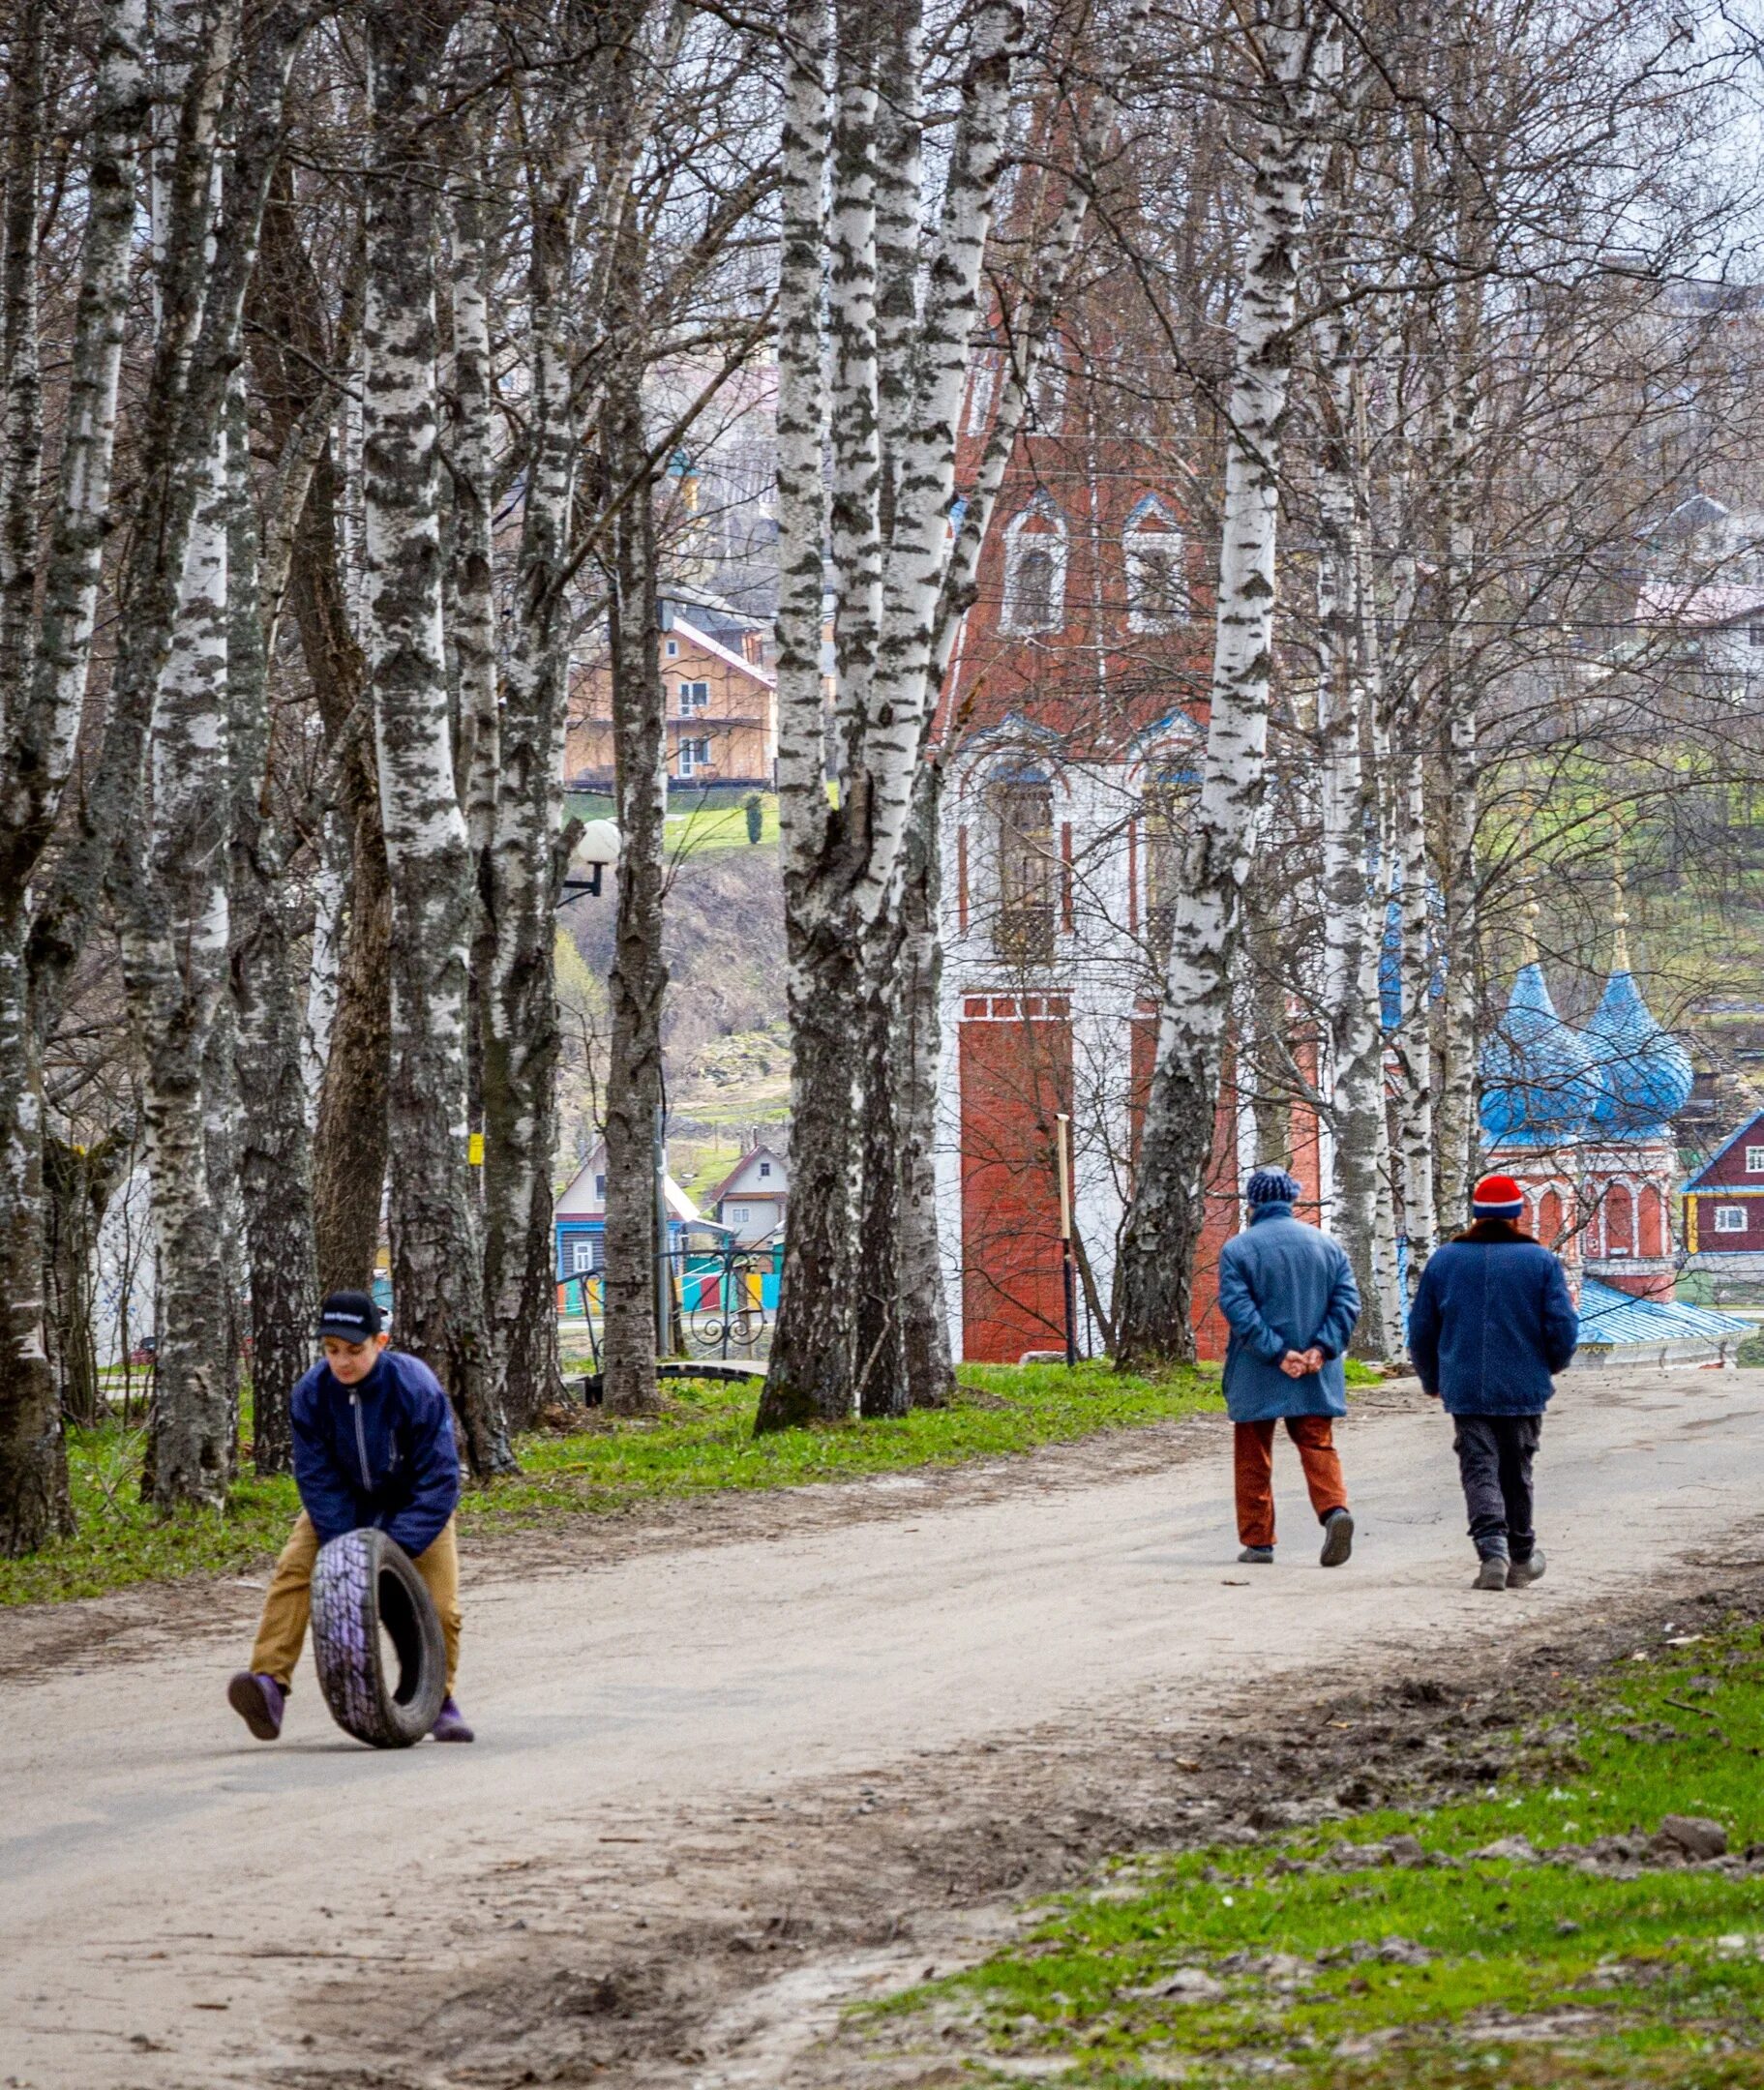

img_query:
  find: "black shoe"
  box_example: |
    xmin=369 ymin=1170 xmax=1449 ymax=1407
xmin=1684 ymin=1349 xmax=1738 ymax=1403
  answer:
xmin=1474 ymin=1555 xmax=1510 ymax=1591
xmin=1238 ymin=1545 xmax=1274 ymax=1565
xmin=1320 ymin=1508 xmax=1354 ymax=1568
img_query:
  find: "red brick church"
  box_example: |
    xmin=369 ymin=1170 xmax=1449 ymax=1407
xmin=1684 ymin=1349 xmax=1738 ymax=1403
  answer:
xmin=934 ymin=315 xmax=1310 ymax=1363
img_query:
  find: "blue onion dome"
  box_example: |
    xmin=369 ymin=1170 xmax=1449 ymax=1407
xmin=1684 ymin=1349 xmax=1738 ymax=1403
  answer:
xmin=1581 ymin=905 xmax=1692 ymax=1140
xmin=1480 ymin=951 xmax=1606 ymax=1149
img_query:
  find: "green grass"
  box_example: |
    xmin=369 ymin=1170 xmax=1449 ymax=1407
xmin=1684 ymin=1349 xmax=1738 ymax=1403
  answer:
xmin=873 ymin=1627 xmax=1764 ymax=2086
xmin=0 ymin=1358 xmax=1218 ymax=1608
xmin=564 ymin=790 xmax=779 ymax=857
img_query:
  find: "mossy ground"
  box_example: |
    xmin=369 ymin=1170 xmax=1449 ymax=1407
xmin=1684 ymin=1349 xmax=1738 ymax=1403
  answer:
xmin=869 ymin=1620 xmax=1764 ymax=2086
xmin=0 ymin=1357 xmax=1226 ymax=1606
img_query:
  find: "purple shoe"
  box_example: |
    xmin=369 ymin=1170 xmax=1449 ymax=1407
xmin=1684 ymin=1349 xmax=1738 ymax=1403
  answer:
xmin=431 ymin=1695 xmax=474 ymax=1744
xmin=227 ymin=1671 xmax=285 ymax=1741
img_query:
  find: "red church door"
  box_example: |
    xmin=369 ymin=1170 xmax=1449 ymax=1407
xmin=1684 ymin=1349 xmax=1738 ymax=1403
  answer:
xmin=959 ymin=999 xmax=1072 ymax=1362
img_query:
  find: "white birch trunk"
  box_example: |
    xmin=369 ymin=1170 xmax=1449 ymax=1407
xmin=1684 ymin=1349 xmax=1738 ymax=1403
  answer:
xmin=302 ymin=814 xmax=347 ymax=1120
xmin=1115 ymin=3 xmax=1340 ymax=1367
xmin=482 ymin=125 xmax=583 ymax=1431
xmin=1314 ymin=305 xmax=1389 ymax=1355
xmin=1433 ymin=365 xmax=1480 ymax=1236
xmin=129 ymin=409 xmax=237 ymax=1510
xmin=362 ymin=0 xmax=508 ymax=1477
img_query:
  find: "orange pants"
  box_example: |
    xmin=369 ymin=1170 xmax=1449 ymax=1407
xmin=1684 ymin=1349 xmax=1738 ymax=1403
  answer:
xmin=1234 ymin=1417 xmax=1347 ymax=1549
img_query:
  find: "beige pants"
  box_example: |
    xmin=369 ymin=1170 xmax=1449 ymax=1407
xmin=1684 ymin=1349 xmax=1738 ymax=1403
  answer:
xmin=250 ymin=1512 xmax=461 ymax=1695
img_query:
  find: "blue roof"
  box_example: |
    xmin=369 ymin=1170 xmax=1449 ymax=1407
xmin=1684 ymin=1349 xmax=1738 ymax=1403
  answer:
xmin=1480 ymin=964 xmax=1606 ymax=1148
xmin=1582 ymin=970 xmax=1693 ymax=1139
xmin=1575 ymin=1277 xmax=1749 ymax=1349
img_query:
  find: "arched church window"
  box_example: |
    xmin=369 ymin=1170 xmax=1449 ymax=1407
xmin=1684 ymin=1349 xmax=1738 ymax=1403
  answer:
xmin=1606 ymin=1181 xmax=1633 ymax=1255
xmin=1141 ymin=767 xmax=1199 ymax=957
xmin=1123 ymin=493 xmax=1189 ymax=634
xmin=1639 ymin=1185 xmax=1665 ymax=1257
xmin=991 ymin=765 xmax=1056 ymax=966
xmin=1001 ymin=498 xmax=1067 ymax=636
xmin=1538 ymin=1187 xmax=1565 ymax=1247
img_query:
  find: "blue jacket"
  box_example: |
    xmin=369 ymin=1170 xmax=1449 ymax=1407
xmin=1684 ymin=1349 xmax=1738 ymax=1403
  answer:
xmin=1407 ymin=1223 xmax=1578 ymax=1415
xmin=1216 ymin=1204 xmax=1361 ymax=1422
xmin=290 ymin=1348 xmax=461 ymax=1558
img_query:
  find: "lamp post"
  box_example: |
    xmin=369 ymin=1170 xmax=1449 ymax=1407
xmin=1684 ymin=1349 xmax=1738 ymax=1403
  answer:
xmin=1056 ymin=1111 xmax=1077 ymax=1367
xmin=558 ymin=817 xmax=621 ymax=903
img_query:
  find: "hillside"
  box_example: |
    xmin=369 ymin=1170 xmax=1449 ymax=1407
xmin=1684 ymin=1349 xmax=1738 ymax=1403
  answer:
xmin=559 ymin=829 xmax=791 ymax=1195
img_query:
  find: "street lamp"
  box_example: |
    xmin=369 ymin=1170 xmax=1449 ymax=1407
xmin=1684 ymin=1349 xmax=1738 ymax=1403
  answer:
xmin=559 ymin=818 xmax=620 ymax=902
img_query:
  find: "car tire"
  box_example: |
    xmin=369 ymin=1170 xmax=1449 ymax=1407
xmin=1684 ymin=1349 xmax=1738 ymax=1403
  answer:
xmin=310 ymin=1528 xmax=446 ymax=1747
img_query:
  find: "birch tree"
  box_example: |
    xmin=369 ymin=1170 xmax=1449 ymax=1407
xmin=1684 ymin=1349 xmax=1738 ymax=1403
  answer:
xmin=0 ymin=0 xmax=149 ymax=1547
xmin=1114 ymin=1 xmax=1340 ymax=1370
xmin=361 ymin=0 xmax=511 ymax=1477
xmin=118 ymin=0 xmax=312 ymax=1508
xmin=479 ymin=5 xmax=602 ymax=1431
xmin=758 ymin=0 xmax=1023 ymax=1427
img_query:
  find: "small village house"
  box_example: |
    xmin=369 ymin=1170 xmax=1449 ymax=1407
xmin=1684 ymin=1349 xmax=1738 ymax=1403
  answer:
xmin=706 ymin=1142 xmax=789 ymax=1243
xmin=564 ymin=608 xmax=778 ymax=791
xmin=553 ymin=1140 xmax=715 ymax=1299
xmin=1682 ymin=1106 xmax=1764 ymax=1277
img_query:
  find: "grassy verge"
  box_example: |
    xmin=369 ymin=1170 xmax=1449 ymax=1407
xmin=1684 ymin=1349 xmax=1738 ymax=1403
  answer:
xmin=874 ymin=1622 xmax=1764 ymax=2086
xmin=0 ymin=1358 xmax=1221 ymax=1608
xmin=564 ymin=790 xmax=779 ymax=856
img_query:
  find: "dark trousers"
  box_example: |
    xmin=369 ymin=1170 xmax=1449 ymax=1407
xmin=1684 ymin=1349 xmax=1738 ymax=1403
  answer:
xmin=1451 ymin=1415 xmax=1541 ymax=1563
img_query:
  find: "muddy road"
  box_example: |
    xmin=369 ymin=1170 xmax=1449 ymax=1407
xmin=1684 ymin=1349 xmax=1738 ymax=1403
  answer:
xmin=4 ymin=1369 xmax=1764 ymax=2089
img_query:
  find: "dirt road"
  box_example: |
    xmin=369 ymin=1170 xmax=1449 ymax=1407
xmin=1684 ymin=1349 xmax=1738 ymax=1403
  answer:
xmin=5 ymin=1369 xmax=1764 ymax=2089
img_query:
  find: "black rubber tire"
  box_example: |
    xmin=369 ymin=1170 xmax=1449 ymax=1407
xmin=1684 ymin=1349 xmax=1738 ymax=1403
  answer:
xmin=310 ymin=1528 xmax=446 ymax=1747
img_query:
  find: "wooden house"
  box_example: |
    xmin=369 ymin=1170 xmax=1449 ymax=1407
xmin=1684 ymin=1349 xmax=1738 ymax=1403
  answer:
xmin=706 ymin=1143 xmax=789 ymax=1243
xmin=1683 ymin=1108 xmax=1764 ymax=1270
xmin=564 ymin=611 xmax=778 ymax=791
xmin=553 ymin=1140 xmax=709 ymax=1284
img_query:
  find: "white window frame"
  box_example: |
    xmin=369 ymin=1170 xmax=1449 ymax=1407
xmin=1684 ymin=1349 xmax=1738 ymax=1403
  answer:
xmin=678 ymin=735 xmax=712 ymax=777
xmin=727 ymin=1205 xmax=751 ymax=1226
xmin=678 ymin=679 xmax=709 ymax=715
xmin=1715 ymin=1205 xmax=1749 ymax=1234
xmin=1746 ymin=1146 xmax=1764 ymax=1173
xmin=1123 ymin=493 xmax=1189 ymax=633
xmin=1000 ymin=496 xmax=1068 ymax=637
xmin=568 ymin=1236 xmax=600 ymax=1273
xmin=758 ymin=1161 xmax=771 ymax=1178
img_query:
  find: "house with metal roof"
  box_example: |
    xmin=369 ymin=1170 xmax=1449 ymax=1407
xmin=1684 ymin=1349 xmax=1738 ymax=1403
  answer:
xmin=1682 ymin=1106 xmax=1764 ymax=1279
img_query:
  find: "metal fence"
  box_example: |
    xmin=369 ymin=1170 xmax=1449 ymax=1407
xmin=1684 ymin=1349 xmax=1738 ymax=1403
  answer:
xmin=561 ymin=1239 xmax=782 ymax=1372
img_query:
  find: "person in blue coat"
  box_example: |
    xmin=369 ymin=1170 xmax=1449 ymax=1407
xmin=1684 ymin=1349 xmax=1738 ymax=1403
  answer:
xmin=1216 ymin=1168 xmax=1361 ymax=1568
xmin=1407 ymin=1173 xmax=1578 ymax=1592
xmin=226 ymin=1291 xmax=473 ymax=1744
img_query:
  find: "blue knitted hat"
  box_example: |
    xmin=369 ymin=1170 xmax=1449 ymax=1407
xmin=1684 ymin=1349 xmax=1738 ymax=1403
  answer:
xmin=1245 ymin=1167 xmax=1301 ymax=1208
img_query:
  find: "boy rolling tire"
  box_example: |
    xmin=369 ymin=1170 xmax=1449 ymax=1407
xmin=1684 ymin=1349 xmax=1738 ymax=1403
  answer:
xmin=310 ymin=1528 xmax=448 ymax=1747
xmin=227 ymin=1292 xmax=474 ymax=1746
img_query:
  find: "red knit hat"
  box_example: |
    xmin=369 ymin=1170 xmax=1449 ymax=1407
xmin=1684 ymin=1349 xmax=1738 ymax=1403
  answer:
xmin=1471 ymin=1173 xmax=1526 ymax=1217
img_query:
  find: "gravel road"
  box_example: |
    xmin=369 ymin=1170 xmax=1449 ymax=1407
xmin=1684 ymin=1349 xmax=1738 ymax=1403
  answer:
xmin=5 ymin=1367 xmax=1764 ymax=2088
